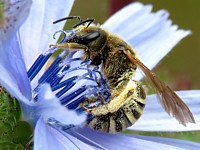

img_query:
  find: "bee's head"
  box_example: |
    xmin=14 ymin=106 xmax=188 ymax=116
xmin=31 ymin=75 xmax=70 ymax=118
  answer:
xmin=70 ymin=24 xmax=108 ymax=52
xmin=72 ymin=25 xmax=108 ymax=65
xmin=54 ymin=16 xmax=108 ymax=65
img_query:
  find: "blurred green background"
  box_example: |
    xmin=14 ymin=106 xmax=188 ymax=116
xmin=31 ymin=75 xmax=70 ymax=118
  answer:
xmin=68 ymin=0 xmax=200 ymax=143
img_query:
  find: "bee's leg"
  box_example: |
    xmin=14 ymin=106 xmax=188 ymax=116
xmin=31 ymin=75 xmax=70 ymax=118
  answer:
xmin=80 ymin=101 xmax=89 ymax=110
xmin=49 ymin=43 xmax=88 ymax=51
xmin=80 ymin=97 xmax=98 ymax=112
xmin=98 ymin=95 xmax=107 ymax=105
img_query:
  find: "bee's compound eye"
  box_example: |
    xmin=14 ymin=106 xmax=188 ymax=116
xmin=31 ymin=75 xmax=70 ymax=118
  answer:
xmin=78 ymin=32 xmax=100 ymax=44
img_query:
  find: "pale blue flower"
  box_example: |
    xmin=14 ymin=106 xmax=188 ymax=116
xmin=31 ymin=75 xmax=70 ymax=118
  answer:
xmin=0 ymin=0 xmax=200 ymax=149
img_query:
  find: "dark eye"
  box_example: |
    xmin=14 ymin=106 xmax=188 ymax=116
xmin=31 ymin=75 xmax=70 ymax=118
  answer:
xmin=76 ymin=31 xmax=100 ymax=44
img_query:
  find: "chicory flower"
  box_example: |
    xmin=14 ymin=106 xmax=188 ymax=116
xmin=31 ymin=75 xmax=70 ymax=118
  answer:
xmin=0 ymin=0 xmax=200 ymax=149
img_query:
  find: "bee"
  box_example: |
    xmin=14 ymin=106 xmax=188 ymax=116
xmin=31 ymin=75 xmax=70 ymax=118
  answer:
xmin=52 ymin=16 xmax=195 ymax=133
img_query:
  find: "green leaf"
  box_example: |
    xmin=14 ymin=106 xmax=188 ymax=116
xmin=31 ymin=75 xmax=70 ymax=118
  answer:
xmin=0 ymin=142 xmax=24 ymax=150
xmin=0 ymin=88 xmax=33 ymax=149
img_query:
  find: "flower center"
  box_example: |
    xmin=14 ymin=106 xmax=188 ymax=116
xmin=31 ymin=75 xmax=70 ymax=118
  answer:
xmin=26 ymin=30 xmax=110 ymax=119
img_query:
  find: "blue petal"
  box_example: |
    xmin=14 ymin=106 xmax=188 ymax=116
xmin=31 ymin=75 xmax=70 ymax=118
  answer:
xmin=34 ymin=117 xmax=95 ymax=150
xmin=103 ymin=2 xmax=191 ymax=80
xmin=0 ymin=35 xmax=32 ymax=102
xmin=0 ymin=0 xmax=32 ymax=102
xmin=131 ymin=135 xmax=200 ymax=150
xmin=25 ymin=84 xmax=86 ymax=126
xmin=18 ymin=0 xmax=74 ymax=70
xmin=129 ymin=90 xmax=200 ymax=132
xmin=68 ymin=127 xmax=186 ymax=150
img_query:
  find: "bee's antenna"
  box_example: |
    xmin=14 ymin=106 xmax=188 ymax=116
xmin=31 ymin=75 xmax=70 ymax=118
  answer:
xmin=53 ymin=16 xmax=94 ymax=29
xmin=73 ymin=18 xmax=95 ymax=28
xmin=53 ymin=16 xmax=82 ymax=24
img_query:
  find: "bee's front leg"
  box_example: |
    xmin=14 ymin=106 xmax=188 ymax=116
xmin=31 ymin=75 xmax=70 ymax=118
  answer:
xmin=49 ymin=43 xmax=88 ymax=51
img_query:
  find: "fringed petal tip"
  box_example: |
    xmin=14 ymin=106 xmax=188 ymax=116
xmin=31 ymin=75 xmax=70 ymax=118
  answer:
xmin=103 ymin=2 xmax=147 ymax=29
xmin=35 ymin=83 xmax=86 ymax=126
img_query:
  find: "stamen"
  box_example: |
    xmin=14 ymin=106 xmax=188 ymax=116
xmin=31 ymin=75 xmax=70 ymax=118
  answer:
xmin=67 ymin=95 xmax=86 ymax=110
xmin=27 ymin=30 xmax=75 ymax=81
xmin=43 ymin=67 xmax=62 ymax=85
xmin=27 ymin=52 xmax=52 ymax=81
xmin=76 ymin=107 xmax=85 ymax=113
xmin=55 ymin=78 xmax=78 ymax=98
xmin=28 ymin=29 xmax=112 ymax=124
xmin=62 ymin=81 xmax=109 ymax=109
xmin=55 ymin=50 xmax=78 ymax=67
xmin=86 ymin=114 xmax=94 ymax=122
xmin=38 ymin=50 xmax=67 ymax=84
xmin=52 ymin=76 xmax=78 ymax=91
xmin=60 ymin=86 xmax=88 ymax=105
xmin=53 ymin=30 xmax=75 ymax=43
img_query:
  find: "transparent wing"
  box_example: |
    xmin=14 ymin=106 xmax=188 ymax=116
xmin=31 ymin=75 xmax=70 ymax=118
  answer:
xmin=124 ymin=50 xmax=195 ymax=126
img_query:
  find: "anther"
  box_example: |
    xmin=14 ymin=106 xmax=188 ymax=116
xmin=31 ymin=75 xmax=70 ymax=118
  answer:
xmin=60 ymin=86 xmax=88 ymax=105
xmin=27 ymin=53 xmax=52 ymax=81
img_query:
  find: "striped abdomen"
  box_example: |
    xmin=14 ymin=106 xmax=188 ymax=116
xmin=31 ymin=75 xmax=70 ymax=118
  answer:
xmin=86 ymin=79 xmax=146 ymax=133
